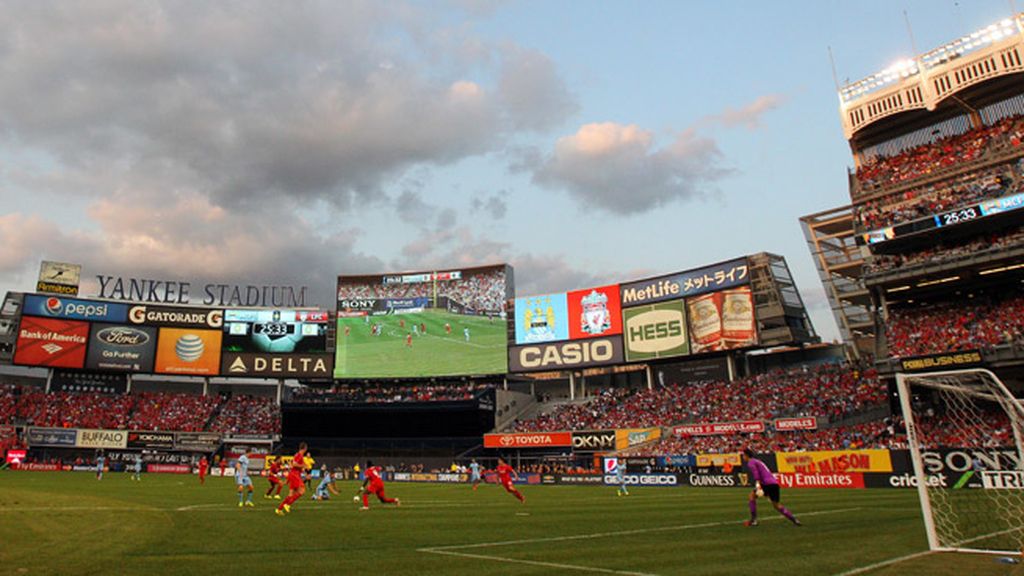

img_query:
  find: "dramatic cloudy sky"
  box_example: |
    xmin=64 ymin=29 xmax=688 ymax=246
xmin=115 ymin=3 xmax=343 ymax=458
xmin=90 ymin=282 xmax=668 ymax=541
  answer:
xmin=0 ymin=0 xmax=1015 ymax=341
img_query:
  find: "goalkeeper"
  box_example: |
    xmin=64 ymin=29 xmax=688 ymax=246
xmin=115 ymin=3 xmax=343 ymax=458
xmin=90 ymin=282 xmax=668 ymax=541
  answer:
xmin=741 ymin=448 xmax=800 ymax=527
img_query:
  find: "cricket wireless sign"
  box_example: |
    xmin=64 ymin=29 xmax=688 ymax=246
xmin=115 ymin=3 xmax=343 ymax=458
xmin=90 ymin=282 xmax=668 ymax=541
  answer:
xmin=508 ymin=337 xmax=624 ymax=372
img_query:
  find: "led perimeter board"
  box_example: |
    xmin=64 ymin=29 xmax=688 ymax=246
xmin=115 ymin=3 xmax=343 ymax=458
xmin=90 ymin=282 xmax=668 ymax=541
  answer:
xmin=335 ymin=264 xmax=512 ymax=378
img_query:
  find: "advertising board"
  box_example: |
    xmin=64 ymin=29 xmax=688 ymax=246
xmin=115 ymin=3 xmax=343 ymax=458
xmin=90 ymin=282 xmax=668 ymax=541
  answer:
xmin=619 ymin=258 xmax=749 ymax=306
xmin=221 ymin=352 xmax=333 ymax=377
xmin=23 ymin=294 xmax=127 ymax=323
xmin=508 ymin=336 xmax=624 ymax=372
xmin=483 ymin=432 xmax=572 ymax=448
xmin=154 ymin=328 xmax=222 ymax=375
xmin=85 ymin=323 xmax=158 ymax=372
xmin=622 ymin=299 xmax=689 ymax=361
xmin=14 ymin=316 xmax=89 ymax=369
xmin=335 ymin=264 xmax=510 ymax=378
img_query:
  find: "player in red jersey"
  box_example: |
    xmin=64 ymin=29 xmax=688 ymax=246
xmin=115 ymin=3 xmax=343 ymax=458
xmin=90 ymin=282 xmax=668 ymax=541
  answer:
xmin=264 ymin=457 xmax=284 ymax=499
xmin=493 ymin=457 xmax=525 ymax=503
xmin=275 ymin=443 xmax=308 ymax=516
xmin=198 ymin=456 xmax=208 ymax=485
xmin=357 ymin=460 xmax=400 ymax=510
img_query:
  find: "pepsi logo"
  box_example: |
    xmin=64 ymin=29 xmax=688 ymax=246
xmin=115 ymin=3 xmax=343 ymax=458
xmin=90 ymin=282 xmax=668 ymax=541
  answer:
xmin=45 ymin=297 xmax=63 ymax=315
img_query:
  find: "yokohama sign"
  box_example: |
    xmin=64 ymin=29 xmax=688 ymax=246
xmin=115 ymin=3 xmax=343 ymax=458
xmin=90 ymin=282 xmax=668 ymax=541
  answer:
xmin=674 ymin=420 xmax=765 ymax=436
xmin=483 ymin=432 xmax=572 ymax=448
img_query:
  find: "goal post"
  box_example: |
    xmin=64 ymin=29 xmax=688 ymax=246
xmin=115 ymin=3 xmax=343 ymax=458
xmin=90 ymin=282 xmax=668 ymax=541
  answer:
xmin=896 ymin=368 xmax=1024 ymax=555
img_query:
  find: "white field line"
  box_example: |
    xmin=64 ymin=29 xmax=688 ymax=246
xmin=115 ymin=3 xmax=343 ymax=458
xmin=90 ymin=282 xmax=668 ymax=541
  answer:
xmin=418 ymin=507 xmax=860 ymax=576
xmin=831 ymin=550 xmax=934 ymax=576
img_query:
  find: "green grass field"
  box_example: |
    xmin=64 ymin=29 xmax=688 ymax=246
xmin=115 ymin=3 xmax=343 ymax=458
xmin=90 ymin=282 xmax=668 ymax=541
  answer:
xmin=2 ymin=471 xmax=1023 ymax=576
xmin=335 ymin=311 xmax=507 ymax=378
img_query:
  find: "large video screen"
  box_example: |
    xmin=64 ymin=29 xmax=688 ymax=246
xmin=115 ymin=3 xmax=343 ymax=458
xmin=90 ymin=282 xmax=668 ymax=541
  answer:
xmin=222 ymin=309 xmax=329 ymax=353
xmin=335 ymin=264 xmax=512 ymax=378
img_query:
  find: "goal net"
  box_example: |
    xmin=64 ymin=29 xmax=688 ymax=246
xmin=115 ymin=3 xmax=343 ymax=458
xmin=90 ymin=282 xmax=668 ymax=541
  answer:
xmin=896 ymin=369 xmax=1024 ymax=555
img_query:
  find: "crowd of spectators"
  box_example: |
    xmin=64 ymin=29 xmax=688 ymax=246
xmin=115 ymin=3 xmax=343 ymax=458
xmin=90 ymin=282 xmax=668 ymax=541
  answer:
xmin=338 ymin=267 xmax=508 ymax=313
xmin=290 ymin=382 xmax=493 ymax=403
xmin=209 ymin=395 xmax=280 ymax=435
xmin=855 ymin=159 xmax=1021 ymax=231
xmin=128 ymin=392 xmax=220 ymax=432
xmin=855 ymin=114 xmax=1024 ymax=193
xmin=0 ymin=386 xmax=278 ymax=435
xmin=886 ymin=293 xmax=1024 ymax=357
xmin=513 ymin=363 xmax=887 ymax=433
xmin=864 ymin=226 xmax=1024 ymax=275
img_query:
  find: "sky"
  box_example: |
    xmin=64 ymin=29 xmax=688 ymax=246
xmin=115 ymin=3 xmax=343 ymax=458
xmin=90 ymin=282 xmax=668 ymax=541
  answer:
xmin=0 ymin=0 xmax=1018 ymax=343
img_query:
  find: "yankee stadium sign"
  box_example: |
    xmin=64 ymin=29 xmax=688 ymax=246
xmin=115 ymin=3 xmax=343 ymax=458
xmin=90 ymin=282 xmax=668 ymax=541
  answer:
xmin=95 ymin=275 xmax=307 ymax=308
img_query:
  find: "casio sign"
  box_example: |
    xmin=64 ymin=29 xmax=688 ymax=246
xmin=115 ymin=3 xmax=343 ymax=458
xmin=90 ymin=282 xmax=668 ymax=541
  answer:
xmin=516 ymin=338 xmax=621 ymax=369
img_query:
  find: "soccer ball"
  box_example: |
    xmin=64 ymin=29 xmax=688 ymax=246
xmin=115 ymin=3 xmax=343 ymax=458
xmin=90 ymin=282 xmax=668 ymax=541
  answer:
xmin=353 ymin=495 xmax=361 ymax=503
xmin=755 ymin=487 xmax=765 ymax=498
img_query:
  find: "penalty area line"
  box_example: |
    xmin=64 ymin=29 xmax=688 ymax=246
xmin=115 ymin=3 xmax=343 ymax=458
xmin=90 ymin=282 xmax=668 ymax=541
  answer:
xmin=418 ymin=507 xmax=860 ymax=576
xmin=831 ymin=550 xmax=934 ymax=576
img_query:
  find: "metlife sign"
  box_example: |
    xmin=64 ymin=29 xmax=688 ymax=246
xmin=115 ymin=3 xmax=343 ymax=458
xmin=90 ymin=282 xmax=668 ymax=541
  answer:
xmin=23 ymin=294 xmax=128 ymax=323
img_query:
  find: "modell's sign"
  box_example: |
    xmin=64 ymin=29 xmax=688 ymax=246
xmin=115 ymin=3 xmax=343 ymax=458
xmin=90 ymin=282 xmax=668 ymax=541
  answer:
xmin=483 ymin=432 xmax=572 ymax=448
xmin=508 ymin=337 xmax=624 ymax=372
xmin=674 ymin=420 xmax=765 ymax=436
xmin=774 ymin=417 xmax=817 ymax=431
xmin=221 ymin=352 xmax=333 ymax=377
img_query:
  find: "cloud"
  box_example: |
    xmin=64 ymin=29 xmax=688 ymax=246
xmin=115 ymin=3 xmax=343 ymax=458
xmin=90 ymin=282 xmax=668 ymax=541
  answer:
xmin=0 ymin=2 xmax=577 ymax=211
xmin=706 ymin=94 xmax=786 ymax=130
xmin=527 ymin=122 xmax=731 ymax=214
xmin=470 ymin=192 xmax=507 ymax=220
xmin=0 ymin=194 xmax=382 ymax=309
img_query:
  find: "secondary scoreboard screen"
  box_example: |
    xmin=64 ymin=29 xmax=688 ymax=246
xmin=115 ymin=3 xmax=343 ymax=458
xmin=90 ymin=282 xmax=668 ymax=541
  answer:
xmin=222 ymin=309 xmax=329 ymax=354
xmin=335 ymin=264 xmax=512 ymax=378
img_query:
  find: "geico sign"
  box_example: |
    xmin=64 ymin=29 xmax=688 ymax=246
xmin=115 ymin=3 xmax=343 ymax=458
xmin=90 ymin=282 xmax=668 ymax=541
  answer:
xmin=512 ymin=338 xmax=622 ymax=370
xmin=606 ymin=474 xmax=679 ymax=486
xmin=625 ymin=308 xmax=686 ymax=353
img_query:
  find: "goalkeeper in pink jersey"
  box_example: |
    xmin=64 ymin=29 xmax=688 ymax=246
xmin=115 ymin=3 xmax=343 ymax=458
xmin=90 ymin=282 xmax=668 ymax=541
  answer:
xmin=741 ymin=448 xmax=801 ymax=527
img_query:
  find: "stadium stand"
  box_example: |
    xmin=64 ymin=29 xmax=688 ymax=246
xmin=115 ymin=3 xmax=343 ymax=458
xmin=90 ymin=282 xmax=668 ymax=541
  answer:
xmin=208 ymin=394 xmax=280 ymax=435
xmin=855 ymin=114 xmax=1024 ymax=193
xmin=864 ymin=225 xmax=1024 ymax=275
xmin=513 ymin=363 xmax=887 ymax=433
xmin=289 ymin=382 xmax=493 ymax=403
xmin=885 ymin=293 xmax=1024 ymax=357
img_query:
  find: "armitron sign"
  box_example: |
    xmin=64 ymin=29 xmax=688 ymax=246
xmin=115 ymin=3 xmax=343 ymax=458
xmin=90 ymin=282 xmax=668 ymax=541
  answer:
xmin=483 ymin=432 xmax=572 ymax=448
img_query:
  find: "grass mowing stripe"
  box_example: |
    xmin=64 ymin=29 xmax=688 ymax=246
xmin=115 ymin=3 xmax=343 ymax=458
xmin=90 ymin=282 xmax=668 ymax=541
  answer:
xmin=831 ymin=550 xmax=934 ymax=576
xmin=424 ymin=549 xmax=661 ymax=576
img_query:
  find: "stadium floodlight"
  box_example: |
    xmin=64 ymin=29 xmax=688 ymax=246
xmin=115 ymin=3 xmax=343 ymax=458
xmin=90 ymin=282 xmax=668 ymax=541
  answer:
xmin=896 ymin=369 xmax=1024 ymax=555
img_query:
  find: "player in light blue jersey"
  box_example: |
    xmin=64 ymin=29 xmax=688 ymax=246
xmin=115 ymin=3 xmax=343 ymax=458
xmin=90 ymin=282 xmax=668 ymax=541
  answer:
xmin=312 ymin=465 xmax=339 ymax=500
xmin=464 ymin=327 xmax=470 ymax=341
xmin=236 ymin=453 xmax=255 ymax=507
xmin=132 ymin=454 xmax=143 ymax=481
xmin=469 ymin=459 xmax=482 ymax=491
xmin=615 ymin=463 xmax=629 ymax=496
xmin=95 ymin=452 xmax=105 ymax=481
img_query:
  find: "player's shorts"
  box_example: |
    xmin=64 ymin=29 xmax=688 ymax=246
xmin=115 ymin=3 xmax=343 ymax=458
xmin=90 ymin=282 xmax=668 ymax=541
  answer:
xmin=762 ymin=483 xmax=781 ymax=503
xmin=501 ymin=480 xmax=515 ymax=491
xmin=236 ymin=475 xmax=253 ymax=487
xmin=368 ymin=481 xmax=384 ymax=495
xmin=470 ymin=473 xmax=481 ymax=482
xmin=288 ymin=472 xmax=304 ymax=490
xmin=268 ymin=474 xmax=281 ymax=485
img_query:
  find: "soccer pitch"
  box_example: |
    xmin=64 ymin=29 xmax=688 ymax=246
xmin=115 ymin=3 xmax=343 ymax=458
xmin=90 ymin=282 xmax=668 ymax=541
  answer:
xmin=3 ymin=472 xmax=1022 ymax=575
xmin=335 ymin=311 xmax=507 ymax=378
